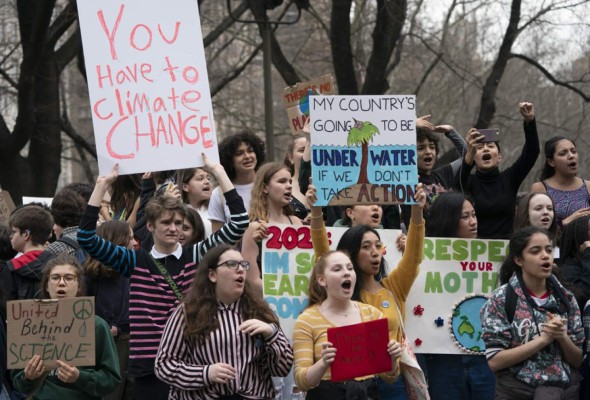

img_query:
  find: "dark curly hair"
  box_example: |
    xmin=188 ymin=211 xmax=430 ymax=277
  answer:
xmin=416 ymin=127 xmax=439 ymax=156
xmin=218 ymin=131 xmax=266 ymax=181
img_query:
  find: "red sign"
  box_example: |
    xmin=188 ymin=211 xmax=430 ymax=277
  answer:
xmin=327 ymin=318 xmax=391 ymax=381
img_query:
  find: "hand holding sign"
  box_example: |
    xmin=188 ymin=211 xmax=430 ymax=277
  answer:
xmin=96 ymin=164 xmax=119 ymax=188
xmin=23 ymin=355 xmax=46 ymax=381
xmin=56 ymin=360 xmax=80 ymax=383
xmin=320 ymin=341 xmax=336 ymax=368
xmin=387 ymin=339 xmax=402 ymax=363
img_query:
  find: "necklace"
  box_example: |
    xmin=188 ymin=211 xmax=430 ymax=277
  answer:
xmin=322 ymin=303 xmax=355 ymax=317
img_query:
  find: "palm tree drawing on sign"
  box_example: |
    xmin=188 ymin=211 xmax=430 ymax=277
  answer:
xmin=347 ymin=118 xmax=380 ymax=184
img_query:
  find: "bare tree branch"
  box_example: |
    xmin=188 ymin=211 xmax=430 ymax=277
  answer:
xmin=61 ymin=111 xmax=97 ymax=159
xmin=210 ymin=42 xmax=263 ymax=96
xmin=510 ymin=53 xmax=590 ymax=102
xmin=204 ymin=1 xmax=248 ymax=47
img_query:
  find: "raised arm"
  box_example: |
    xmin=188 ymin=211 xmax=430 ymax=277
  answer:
xmin=193 ymin=155 xmax=249 ymax=259
xmin=78 ymin=165 xmax=137 ymax=276
xmin=382 ymin=184 xmax=426 ymax=301
xmin=307 ymin=179 xmax=330 ymax=260
xmin=434 ymin=125 xmax=468 ymax=175
xmin=508 ymin=102 xmax=540 ymax=184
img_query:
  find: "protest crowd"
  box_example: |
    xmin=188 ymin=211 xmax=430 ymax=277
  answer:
xmin=2 ymin=97 xmax=590 ymax=400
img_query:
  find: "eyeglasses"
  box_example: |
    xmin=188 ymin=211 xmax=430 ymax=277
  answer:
xmin=216 ymin=260 xmax=250 ymax=270
xmin=49 ymin=274 xmax=78 ymax=285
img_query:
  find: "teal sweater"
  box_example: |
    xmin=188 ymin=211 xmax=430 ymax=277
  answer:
xmin=12 ymin=316 xmax=121 ymax=400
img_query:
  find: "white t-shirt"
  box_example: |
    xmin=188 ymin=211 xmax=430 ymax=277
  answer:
xmin=208 ymin=183 xmax=253 ymax=223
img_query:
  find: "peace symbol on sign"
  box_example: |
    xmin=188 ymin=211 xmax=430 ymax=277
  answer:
xmin=72 ymin=299 xmax=93 ymax=320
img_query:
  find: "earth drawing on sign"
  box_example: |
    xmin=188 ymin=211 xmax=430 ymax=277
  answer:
xmin=449 ymin=295 xmax=488 ymax=354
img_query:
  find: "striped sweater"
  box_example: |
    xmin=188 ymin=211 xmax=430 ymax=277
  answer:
xmin=78 ymin=189 xmax=249 ymax=377
xmin=155 ymin=300 xmax=293 ymax=399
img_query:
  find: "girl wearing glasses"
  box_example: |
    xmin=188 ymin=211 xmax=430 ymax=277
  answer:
xmin=155 ymin=244 xmax=293 ymax=399
xmin=11 ymin=254 xmax=121 ymax=400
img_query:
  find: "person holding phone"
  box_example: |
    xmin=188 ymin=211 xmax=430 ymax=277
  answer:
xmin=456 ymin=102 xmax=539 ymax=239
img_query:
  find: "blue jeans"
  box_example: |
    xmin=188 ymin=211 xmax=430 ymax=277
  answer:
xmin=376 ymin=375 xmax=408 ymax=400
xmin=425 ymin=354 xmax=495 ymax=400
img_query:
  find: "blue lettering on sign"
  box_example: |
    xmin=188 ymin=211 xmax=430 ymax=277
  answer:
xmin=265 ymin=296 xmax=308 ymax=319
xmin=264 ymin=252 xmax=289 ymax=274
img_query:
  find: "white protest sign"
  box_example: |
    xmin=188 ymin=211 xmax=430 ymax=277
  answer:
xmin=406 ymin=238 xmax=507 ymax=354
xmin=77 ymin=0 xmax=218 ymax=175
xmin=262 ymin=224 xmax=403 ymax=339
xmin=310 ymin=95 xmax=418 ymax=206
xmin=22 ymin=196 xmax=53 ymax=207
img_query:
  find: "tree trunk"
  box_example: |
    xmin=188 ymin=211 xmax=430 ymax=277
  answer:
xmin=475 ymin=0 xmax=522 ymax=128
xmin=358 ymin=141 xmax=369 ymax=184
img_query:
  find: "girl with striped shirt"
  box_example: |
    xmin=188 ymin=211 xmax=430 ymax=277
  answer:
xmin=77 ymin=156 xmax=249 ymax=400
xmin=155 ymin=244 xmax=293 ymax=399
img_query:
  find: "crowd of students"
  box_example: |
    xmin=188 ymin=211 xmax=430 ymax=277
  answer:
xmin=1 ymin=101 xmax=590 ymax=400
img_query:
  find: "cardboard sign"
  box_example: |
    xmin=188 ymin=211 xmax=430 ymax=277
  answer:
xmin=310 ymin=95 xmax=418 ymax=206
xmin=262 ymin=224 xmax=403 ymax=339
xmin=0 ymin=190 xmax=16 ymax=226
xmin=406 ymin=238 xmax=507 ymax=354
xmin=327 ymin=318 xmax=391 ymax=381
xmin=77 ymin=0 xmax=218 ymax=175
xmin=282 ymin=75 xmax=335 ymax=135
xmin=7 ymin=297 xmax=96 ymax=369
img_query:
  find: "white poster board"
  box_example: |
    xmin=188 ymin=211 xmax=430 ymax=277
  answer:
xmin=310 ymin=95 xmax=418 ymax=206
xmin=406 ymin=238 xmax=507 ymax=354
xmin=77 ymin=0 xmax=218 ymax=175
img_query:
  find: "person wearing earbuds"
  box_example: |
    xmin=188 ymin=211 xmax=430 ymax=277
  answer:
xmin=77 ymin=154 xmax=249 ymax=400
xmin=155 ymin=244 xmax=293 ymax=399
xmin=457 ymin=102 xmax=539 ymax=239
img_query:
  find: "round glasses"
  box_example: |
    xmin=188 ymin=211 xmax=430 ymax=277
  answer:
xmin=49 ymin=274 xmax=78 ymax=285
xmin=216 ymin=260 xmax=250 ymax=270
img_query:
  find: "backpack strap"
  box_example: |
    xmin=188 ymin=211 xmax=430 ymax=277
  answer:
xmin=505 ymin=283 xmax=518 ymax=324
xmin=58 ymin=235 xmax=80 ymax=250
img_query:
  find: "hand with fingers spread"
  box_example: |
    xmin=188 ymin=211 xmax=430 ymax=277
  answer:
xmin=416 ymin=115 xmax=435 ymax=131
xmin=208 ymin=363 xmax=236 ymax=384
xmin=24 ymin=355 xmax=46 ymax=381
xmin=562 ymin=207 xmax=590 ymax=226
xmin=55 ymin=360 xmax=80 ymax=383
xmin=163 ymin=183 xmax=182 ymax=199
xmin=239 ymin=319 xmax=275 ymax=339
xmin=433 ymin=124 xmax=454 ymax=133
